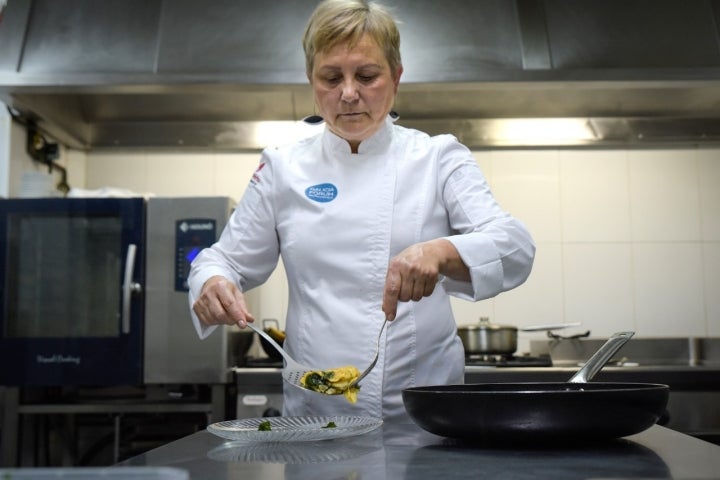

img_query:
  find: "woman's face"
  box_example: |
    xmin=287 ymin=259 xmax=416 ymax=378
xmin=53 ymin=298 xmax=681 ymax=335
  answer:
xmin=310 ymin=34 xmax=402 ymax=151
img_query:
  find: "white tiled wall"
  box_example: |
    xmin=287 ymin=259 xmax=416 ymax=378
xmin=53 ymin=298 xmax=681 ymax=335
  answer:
xmin=450 ymin=148 xmax=720 ymax=352
xmin=80 ymin=146 xmax=720 ymax=352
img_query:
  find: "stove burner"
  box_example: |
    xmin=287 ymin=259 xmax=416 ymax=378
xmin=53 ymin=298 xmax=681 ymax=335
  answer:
xmin=465 ymin=354 xmax=552 ymax=367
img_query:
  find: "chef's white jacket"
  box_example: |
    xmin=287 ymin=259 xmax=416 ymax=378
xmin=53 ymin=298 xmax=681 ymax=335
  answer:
xmin=188 ymin=117 xmax=535 ymax=423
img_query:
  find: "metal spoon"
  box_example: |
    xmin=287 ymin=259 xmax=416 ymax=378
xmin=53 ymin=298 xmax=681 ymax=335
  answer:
xmin=568 ymin=331 xmax=635 ymax=383
xmin=346 ymin=318 xmax=388 ymax=391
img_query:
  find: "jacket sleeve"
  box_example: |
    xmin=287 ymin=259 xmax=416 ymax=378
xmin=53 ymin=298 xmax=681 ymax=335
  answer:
xmin=187 ymin=150 xmax=281 ymax=338
xmin=435 ymin=136 xmax=536 ymax=301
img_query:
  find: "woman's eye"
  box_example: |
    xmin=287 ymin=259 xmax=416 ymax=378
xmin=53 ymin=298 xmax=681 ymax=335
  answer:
xmin=319 ymin=73 xmax=377 ymax=85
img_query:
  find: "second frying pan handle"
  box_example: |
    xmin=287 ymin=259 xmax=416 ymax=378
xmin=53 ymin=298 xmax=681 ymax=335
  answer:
xmin=567 ymin=331 xmax=634 ymax=383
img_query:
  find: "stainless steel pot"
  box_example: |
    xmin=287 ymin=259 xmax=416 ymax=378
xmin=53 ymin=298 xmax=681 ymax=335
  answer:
xmin=457 ymin=317 xmax=518 ymax=355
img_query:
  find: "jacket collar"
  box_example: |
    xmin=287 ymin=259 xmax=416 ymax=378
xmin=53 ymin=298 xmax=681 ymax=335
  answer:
xmin=322 ymin=116 xmax=394 ymax=155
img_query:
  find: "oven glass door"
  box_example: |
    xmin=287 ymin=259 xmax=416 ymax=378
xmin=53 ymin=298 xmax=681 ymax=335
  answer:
xmin=0 ymin=198 xmax=145 ymax=385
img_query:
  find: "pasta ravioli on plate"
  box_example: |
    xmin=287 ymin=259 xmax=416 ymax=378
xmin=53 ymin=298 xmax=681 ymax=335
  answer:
xmin=300 ymin=366 xmax=360 ymax=403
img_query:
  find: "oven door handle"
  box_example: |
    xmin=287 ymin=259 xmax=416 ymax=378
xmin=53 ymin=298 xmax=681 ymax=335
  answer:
xmin=122 ymin=244 xmax=142 ymax=334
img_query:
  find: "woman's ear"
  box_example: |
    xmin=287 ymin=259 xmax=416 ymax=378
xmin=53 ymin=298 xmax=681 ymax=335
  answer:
xmin=393 ymin=65 xmax=404 ymax=93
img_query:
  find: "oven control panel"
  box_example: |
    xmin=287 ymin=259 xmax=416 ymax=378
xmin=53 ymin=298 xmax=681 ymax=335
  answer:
xmin=175 ymin=218 xmax=217 ymax=291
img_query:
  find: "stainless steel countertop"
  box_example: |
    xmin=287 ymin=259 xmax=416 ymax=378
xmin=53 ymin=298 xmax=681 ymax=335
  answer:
xmin=464 ymin=365 xmax=720 ymax=389
xmin=120 ymin=423 xmax=720 ymax=479
xmin=233 ymin=365 xmax=720 ymax=391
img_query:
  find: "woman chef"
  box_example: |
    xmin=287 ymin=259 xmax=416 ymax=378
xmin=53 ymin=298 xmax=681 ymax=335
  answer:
xmin=188 ymin=0 xmax=535 ymax=423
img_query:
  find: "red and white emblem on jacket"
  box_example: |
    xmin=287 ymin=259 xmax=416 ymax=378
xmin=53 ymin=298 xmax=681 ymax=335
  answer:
xmin=250 ymin=162 xmax=265 ymax=185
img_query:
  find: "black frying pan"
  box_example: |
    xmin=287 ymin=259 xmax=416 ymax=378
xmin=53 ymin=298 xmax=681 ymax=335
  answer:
xmin=402 ymin=332 xmax=670 ymax=443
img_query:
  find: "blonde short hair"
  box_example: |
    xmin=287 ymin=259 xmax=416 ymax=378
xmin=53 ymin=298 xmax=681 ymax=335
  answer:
xmin=303 ymin=0 xmax=402 ymax=80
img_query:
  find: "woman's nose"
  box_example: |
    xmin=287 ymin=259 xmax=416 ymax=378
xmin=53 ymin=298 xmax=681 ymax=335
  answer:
xmin=340 ymin=80 xmax=359 ymax=102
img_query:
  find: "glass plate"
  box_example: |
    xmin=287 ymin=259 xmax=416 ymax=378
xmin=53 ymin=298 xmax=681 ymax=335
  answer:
xmin=206 ymin=415 xmax=382 ymax=442
xmin=207 ymin=440 xmax=380 ymax=463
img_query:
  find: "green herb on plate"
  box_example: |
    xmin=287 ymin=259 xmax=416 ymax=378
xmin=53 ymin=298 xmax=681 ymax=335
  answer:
xmin=258 ymin=420 xmax=272 ymax=431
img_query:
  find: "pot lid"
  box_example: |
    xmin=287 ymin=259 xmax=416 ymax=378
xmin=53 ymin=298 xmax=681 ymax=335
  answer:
xmin=458 ymin=318 xmax=518 ymax=331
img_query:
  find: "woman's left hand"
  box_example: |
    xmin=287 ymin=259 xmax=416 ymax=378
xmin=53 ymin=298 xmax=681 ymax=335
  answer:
xmin=382 ymin=239 xmax=469 ymax=321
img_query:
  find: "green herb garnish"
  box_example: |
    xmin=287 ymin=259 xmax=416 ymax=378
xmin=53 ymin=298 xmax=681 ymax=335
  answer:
xmin=258 ymin=420 xmax=272 ymax=431
xmin=322 ymin=421 xmax=337 ymax=429
xmin=303 ymin=371 xmax=336 ymax=392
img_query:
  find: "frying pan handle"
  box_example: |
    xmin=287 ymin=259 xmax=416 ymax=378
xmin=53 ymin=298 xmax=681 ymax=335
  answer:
xmin=567 ymin=331 xmax=635 ymax=383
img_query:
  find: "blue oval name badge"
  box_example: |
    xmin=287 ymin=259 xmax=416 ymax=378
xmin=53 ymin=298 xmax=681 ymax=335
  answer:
xmin=305 ymin=183 xmax=338 ymax=203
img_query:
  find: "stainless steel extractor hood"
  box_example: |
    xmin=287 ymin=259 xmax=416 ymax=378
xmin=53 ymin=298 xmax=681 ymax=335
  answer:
xmin=2 ymin=0 xmax=720 ymax=150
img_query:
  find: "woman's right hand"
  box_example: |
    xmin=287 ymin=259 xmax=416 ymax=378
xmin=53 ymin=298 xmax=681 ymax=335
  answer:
xmin=382 ymin=239 xmax=470 ymax=322
xmin=192 ymin=275 xmax=255 ymax=328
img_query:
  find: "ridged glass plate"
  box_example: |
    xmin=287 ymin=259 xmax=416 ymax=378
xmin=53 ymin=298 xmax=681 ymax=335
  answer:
xmin=207 ymin=440 xmax=380 ymax=463
xmin=206 ymin=416 xmax=382 ymax=442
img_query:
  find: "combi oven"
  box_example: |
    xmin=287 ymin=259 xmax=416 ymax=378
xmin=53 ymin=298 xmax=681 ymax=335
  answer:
xmin=0 ymin=196 xmax=237 ymax=386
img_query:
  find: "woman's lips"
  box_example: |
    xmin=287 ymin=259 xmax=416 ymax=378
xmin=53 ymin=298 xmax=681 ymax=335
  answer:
xmin=339 ymin=112 xmax=364 ymax=118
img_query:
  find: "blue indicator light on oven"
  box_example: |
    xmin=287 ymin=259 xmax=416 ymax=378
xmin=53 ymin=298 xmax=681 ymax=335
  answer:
xmin=186 ymin=247 xmax=202 ymax=263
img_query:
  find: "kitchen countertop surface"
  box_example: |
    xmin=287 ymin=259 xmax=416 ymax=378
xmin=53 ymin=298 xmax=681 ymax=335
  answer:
xmin=120 ymin=422 xmax=720 ymax=479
